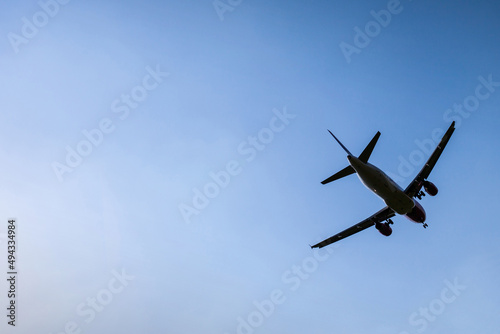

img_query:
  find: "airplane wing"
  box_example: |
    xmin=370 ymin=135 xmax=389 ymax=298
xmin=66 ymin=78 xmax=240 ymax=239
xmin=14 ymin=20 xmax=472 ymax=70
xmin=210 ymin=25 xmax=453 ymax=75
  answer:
xmin=311 ymin=206 xmax=395 ymax=248
xmin=404 ymin=121 xmax=456 ymax=198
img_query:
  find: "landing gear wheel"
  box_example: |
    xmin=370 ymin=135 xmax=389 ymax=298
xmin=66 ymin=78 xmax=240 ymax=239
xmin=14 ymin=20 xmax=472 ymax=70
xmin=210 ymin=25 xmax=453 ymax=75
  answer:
xmin=423 ymin=223 xmax=428 ymax=228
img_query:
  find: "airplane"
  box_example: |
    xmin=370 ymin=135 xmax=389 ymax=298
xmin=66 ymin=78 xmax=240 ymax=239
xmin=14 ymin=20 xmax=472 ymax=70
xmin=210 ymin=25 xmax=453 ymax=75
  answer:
xmin=311 ymin=121 xmax=455 ymax=248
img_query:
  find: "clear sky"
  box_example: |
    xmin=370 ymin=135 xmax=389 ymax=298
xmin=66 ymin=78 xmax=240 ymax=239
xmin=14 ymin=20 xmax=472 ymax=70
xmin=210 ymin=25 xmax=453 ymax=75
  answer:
xmin=0 ymin=0 xmax=499 ymax=333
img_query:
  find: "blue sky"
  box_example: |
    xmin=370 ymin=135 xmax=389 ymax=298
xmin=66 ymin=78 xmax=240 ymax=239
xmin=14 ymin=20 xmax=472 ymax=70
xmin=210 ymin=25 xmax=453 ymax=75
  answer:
xmin=0 ymin=0 xmax=499 ymax=333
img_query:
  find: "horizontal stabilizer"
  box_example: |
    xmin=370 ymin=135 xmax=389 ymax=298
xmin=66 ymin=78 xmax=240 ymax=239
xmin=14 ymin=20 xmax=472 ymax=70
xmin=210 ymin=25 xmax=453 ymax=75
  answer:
xmin=358 ymin=131 xmax=380 ymax=163
xmin=321 ymin=165 xmax=355 ymax=185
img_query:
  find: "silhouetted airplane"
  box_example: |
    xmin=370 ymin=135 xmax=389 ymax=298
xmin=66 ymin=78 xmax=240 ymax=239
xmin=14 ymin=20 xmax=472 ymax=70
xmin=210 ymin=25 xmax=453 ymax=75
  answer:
xmin=311 ymin=122 xmax=455 ymax=248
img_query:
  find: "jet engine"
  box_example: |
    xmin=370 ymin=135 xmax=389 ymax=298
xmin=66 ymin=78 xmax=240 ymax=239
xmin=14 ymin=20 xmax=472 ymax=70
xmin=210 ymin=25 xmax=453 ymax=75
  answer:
xmin=423 ymin=181 xmax=438 ymax=196
xmin=375 ymin=222 xmax=392 ymax=236
xmin=405 ymin=200 xmax=426 ymax=223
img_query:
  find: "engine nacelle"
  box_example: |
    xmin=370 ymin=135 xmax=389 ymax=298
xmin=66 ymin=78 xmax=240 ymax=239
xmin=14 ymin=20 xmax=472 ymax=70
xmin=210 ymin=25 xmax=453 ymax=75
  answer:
xmin=405 ymin=200 xmax=426 ymax=223
xmin=423 ymin=181 xmax=438 ymax=196
xmin=375 ymin=222 xmax=392 ymax=236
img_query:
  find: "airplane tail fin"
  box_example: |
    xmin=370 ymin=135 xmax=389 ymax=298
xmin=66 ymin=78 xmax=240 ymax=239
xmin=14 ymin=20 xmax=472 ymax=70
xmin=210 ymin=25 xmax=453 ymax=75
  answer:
xmin=358 ymin=131 xmax=380 ymax=163
xmin=327 ymin=130 xmax=353 ymax=156
xmin=321 ymin=131 xmax=381 ymax=185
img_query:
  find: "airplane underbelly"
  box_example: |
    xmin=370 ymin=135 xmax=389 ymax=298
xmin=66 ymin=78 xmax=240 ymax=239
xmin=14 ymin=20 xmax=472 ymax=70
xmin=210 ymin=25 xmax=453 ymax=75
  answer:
xmin=356 ymin=166 xmax=412 ymax=214
xmin=383 ymin=192 xmax=414 ymax=215
xmin=359 ymin=171 xmax=396 ymax=198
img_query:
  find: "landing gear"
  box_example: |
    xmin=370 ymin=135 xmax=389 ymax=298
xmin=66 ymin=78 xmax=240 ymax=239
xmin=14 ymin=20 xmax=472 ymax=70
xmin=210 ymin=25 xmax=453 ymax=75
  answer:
xmin=423 ymin=223 xmax=428 ymax=228
xmin=386 ymin=218 xmax=394 ymax=225
xmin=417 ymin=191 xmax=426 ymax=200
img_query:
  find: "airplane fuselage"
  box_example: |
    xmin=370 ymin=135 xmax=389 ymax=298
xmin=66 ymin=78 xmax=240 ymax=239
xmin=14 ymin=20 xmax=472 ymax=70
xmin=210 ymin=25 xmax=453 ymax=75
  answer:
xmin=347 ymin=155 xmax=415 ymax=215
